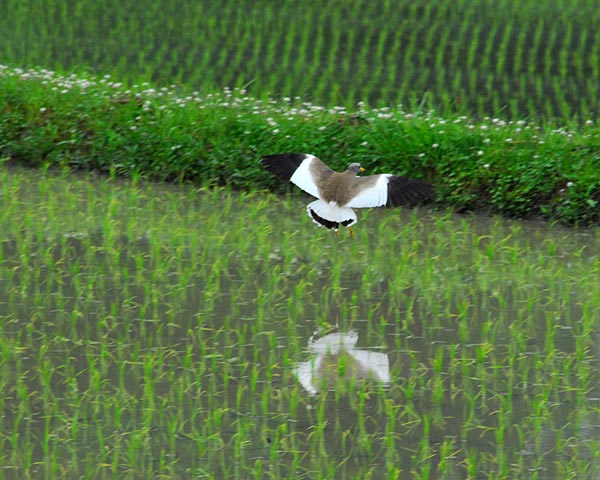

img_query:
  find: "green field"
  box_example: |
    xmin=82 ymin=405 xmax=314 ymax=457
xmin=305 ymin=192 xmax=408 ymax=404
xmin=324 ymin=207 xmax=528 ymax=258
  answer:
xmin=2 ymin=0 xmax=600 ymax=119
xmin=1 ymin=2 xmax=600 ymax=477
xmin=1 ymin=166 xmax=599 ymax=478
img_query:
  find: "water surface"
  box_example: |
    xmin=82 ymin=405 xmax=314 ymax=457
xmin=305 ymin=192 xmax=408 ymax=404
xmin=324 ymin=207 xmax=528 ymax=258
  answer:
xmin=1 ymin=167 xmax=599 ymax=478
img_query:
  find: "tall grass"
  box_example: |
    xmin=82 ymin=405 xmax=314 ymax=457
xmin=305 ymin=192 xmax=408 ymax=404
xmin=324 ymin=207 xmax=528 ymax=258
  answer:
xmin=0 ymin=166 xmax=599 ymax=478
xmin=1 ymin=0 xmax=600 ymax=119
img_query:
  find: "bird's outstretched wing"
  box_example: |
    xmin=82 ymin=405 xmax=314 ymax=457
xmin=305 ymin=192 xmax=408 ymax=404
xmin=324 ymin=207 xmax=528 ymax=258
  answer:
xmin=262 ymin=153 xmax=334 ymax=199
xmin=347 ymin=174 xmax=434 ymax=208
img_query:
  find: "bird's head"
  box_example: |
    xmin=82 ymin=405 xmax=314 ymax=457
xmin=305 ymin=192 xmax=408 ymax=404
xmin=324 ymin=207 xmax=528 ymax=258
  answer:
xmin=347 ymin=163 xmax=365 ymax=175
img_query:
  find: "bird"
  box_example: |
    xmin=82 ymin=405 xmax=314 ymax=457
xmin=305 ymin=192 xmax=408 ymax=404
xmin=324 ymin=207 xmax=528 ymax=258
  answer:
xmin=262 ymin=153 xmax=434 ymax=237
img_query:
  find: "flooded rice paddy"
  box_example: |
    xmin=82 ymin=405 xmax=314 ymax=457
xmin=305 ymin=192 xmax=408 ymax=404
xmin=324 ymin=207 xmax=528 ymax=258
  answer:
xmin=0 ymin=166 xmax=599 ymax=478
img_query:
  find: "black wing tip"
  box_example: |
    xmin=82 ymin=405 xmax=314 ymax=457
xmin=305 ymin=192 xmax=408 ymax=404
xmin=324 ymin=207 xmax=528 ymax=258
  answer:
xmin=386 ymin=176 xmax=435 ymax=207
xmin=262 ymin=152 xmax=309 ymax=165
xmin=261 ymin=153 xmax=310 ymax=182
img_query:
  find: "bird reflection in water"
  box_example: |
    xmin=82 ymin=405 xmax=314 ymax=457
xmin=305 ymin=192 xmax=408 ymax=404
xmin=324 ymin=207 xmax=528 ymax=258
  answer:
xmin=294 ymin=330 xmax=390 ymax=395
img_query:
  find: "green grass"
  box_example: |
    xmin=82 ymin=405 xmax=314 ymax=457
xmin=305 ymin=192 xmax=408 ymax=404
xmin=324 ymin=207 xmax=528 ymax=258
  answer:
xmin=0 ymin=166 xmax=599 ymax=478
xmin=0 ymin=65 xmax=599 ymax=225
xmin=1 ymin=0 xmax=600 ymax=119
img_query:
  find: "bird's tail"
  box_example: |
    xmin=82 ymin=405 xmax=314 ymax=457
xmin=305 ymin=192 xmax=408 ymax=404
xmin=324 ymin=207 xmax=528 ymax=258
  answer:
xmin=306 ymin=200 xmax=357 ymax=230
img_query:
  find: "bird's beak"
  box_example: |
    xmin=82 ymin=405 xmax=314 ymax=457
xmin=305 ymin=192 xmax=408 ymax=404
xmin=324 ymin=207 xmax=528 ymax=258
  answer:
xmin=360 ymin=167 xmax=365 ymax=172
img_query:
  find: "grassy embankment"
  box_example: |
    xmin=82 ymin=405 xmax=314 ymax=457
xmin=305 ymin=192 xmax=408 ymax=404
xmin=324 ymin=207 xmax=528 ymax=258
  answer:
xmin=1 ymin=65 xmax=598 ymax=224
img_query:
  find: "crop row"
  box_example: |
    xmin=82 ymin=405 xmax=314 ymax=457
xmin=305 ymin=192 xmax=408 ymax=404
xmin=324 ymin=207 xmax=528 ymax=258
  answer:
xmin=2 ymin=0 xmax=600 ymax=118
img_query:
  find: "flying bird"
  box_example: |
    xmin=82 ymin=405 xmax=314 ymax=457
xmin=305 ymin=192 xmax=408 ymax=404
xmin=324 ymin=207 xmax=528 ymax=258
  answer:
xmin=262 ymin=153 xmax=434 ymax=237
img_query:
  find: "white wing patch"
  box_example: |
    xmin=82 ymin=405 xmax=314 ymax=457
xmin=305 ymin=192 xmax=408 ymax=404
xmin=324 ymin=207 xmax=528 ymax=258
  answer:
xmin=289 ymin=155 xmax=322 ymax=199
xmin=346 ymin=174 xmax=391 ymax=208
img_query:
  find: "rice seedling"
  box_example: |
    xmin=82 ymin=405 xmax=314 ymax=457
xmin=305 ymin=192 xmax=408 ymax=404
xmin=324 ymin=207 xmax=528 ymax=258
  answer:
xmin=0 ymin=164 xmax=598 ymax=478
xmin=3 ymin=0 xmax=600 ymax=119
